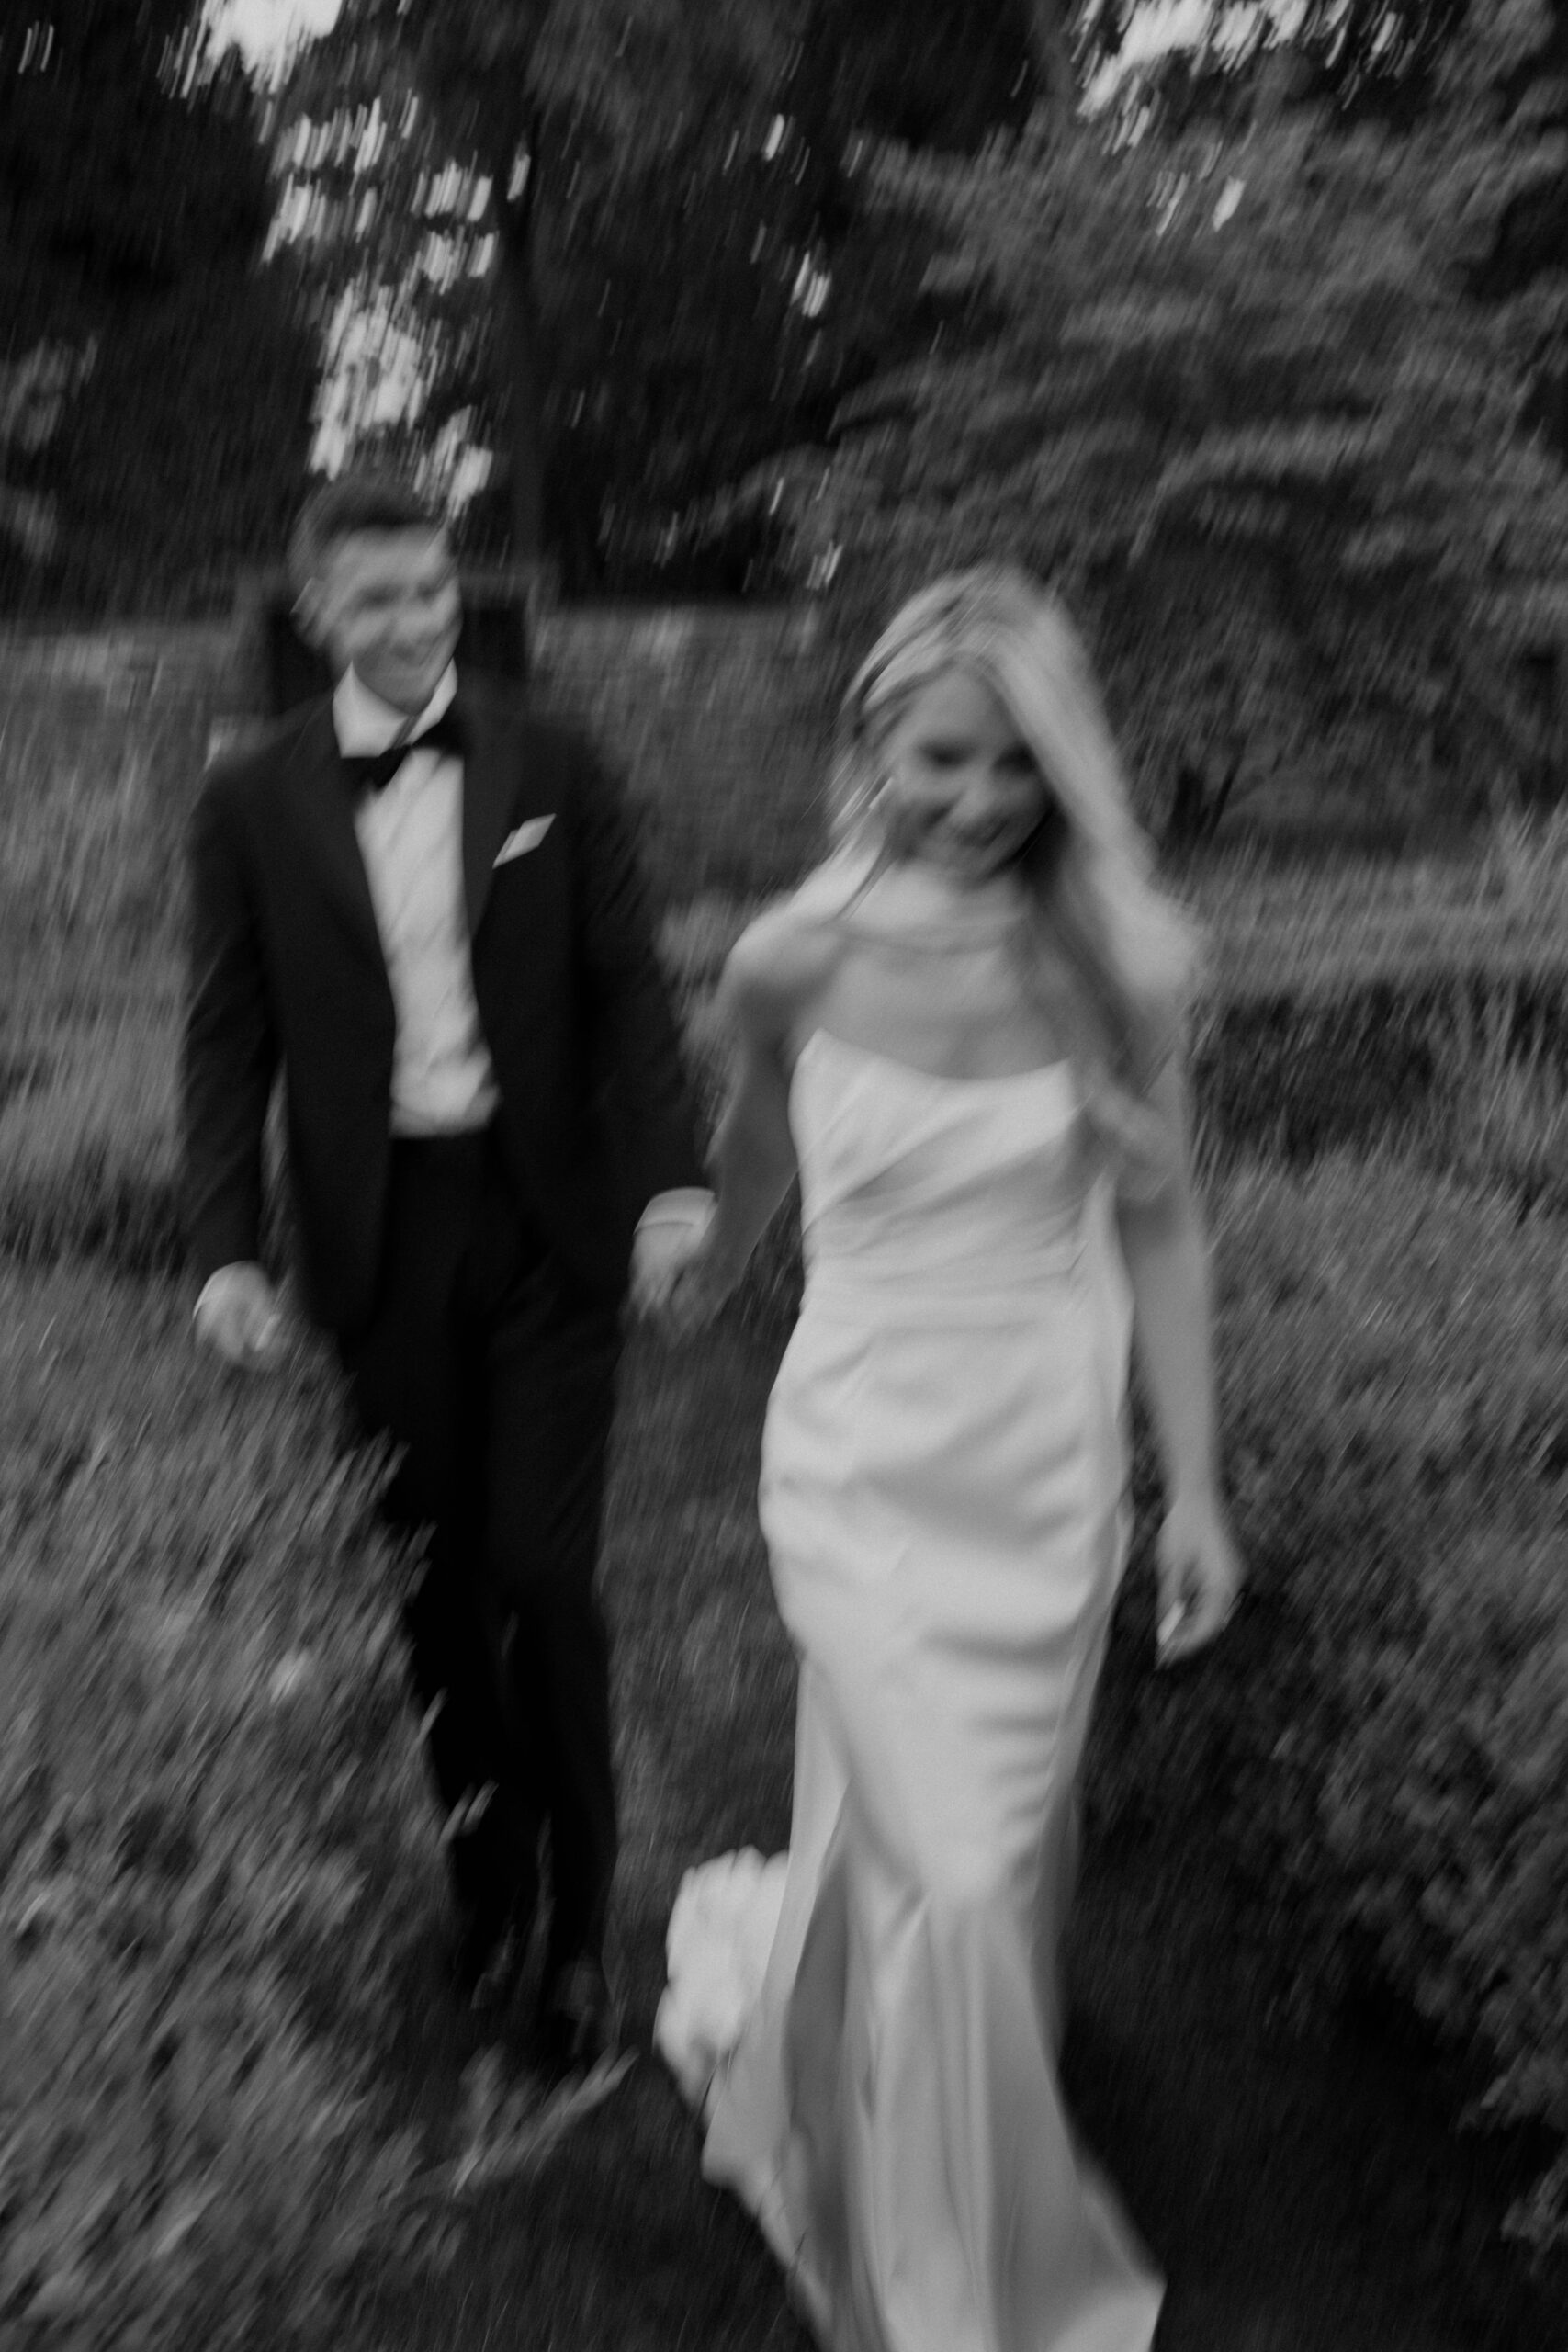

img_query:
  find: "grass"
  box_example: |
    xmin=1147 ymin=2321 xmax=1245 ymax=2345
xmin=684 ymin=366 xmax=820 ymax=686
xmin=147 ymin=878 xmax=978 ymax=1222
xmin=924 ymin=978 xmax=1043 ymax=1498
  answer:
xmin=4 ymin=1257 xmax=1564 ymax=2350
xmin=1414 ymin=982 xmax=1568 ymax=1211
xmin=0 ymin=1273 xmax=438 ymax=2347
xmin=1182 ymin=810 xmax=1568 ymax=1005
xmin=5 ymin=676 xmax=1568 ymax=2346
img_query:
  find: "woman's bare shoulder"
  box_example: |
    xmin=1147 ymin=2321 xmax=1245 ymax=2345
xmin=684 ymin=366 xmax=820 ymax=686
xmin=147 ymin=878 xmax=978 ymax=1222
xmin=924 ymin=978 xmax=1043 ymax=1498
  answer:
xmin=722 ymin=880 xmax=849 ymax=1043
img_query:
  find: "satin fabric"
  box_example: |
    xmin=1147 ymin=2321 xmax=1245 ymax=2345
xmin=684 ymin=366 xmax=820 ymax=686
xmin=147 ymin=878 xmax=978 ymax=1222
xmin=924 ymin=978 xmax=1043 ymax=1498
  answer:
xmin=658 ymin=1023 xmax=1161 ymax=2352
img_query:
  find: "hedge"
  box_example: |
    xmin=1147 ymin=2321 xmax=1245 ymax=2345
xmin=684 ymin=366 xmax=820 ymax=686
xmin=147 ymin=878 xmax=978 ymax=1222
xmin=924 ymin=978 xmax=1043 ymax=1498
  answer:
xmin=0 ymin=1272 xmax=456 ymax=2348
xmin=1084 ymin=1145 xmax=1568 ymax=2255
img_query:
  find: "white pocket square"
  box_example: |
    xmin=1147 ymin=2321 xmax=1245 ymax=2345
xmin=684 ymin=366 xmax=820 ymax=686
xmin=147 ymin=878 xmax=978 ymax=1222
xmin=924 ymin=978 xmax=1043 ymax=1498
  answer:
xmin=494 ymin=815 xmax=554 ymax=865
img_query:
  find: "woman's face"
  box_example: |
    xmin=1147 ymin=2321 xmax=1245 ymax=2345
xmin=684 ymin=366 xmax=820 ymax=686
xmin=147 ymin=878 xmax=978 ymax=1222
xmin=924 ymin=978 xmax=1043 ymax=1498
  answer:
xmin=876 ymin=665 xmax=1050 ymax=883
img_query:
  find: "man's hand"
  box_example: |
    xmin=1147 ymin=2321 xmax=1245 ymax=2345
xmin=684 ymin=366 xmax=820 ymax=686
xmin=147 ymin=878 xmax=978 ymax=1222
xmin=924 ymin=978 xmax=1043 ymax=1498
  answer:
xmin=193 ymin=1262 xmax=288 ymax=1372
xmin=1154 ymin=1487 xmax=1244 ymax=1668
xmin=656 ymin=1234 xmax=741 ymax=1340
xmin=628 ymin=1193 xmax=715 ymax=1320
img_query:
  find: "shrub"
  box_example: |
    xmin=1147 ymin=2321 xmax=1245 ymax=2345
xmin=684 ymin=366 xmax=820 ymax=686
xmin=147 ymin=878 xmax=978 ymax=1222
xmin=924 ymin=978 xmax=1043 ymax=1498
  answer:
xmin=1085 ymin=1147 xmax=1568 ymax=2252
xmin=1323 ymin=1520 xmax=1568 ymax=2254
xmin=0 ymin=1269 xmax=453 ymax=2350
xmin=802 ymin=18 xmax=1568 ymax=843
xmin=0 ymin=1008 xmax=186 ymax=1272
xmin=1414 ymin=983 xmax=1568 ymax=1216
xmin=0 ymin=686 xmax=199 ymax=1002
xmin=1194 ymin=968 xmax=1568 ymax=1196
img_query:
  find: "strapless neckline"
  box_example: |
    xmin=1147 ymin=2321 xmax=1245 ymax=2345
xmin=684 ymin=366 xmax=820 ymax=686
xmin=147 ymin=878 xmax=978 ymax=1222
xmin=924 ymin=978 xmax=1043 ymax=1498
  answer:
xmin=796 ymin=1026 xmax=1072 ymax=1090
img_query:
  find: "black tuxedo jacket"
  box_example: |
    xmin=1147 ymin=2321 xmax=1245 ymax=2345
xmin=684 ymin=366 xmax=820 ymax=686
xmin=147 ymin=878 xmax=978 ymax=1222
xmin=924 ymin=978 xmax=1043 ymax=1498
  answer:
xmin=182 ymin=676 xmax=705 ymax=1340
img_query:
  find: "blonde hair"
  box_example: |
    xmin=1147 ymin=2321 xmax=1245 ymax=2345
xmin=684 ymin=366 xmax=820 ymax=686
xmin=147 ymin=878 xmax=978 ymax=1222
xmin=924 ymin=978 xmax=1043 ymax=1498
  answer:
xmin=832 ymin=563 xmax=1203 ymax=1182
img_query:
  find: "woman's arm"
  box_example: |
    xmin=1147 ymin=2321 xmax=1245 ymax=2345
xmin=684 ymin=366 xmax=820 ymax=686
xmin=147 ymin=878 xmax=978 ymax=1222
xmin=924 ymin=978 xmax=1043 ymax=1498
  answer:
xmin=1115 ymin=1056 xmax=1243 ymax=1659
xmin=663 ymin=912 xmax=830 ymax=1326
xmin=1115 ymin=1057 xmax=1219 ymax=1501
xmin=702 ymin=959 xmax=800 ymax=1285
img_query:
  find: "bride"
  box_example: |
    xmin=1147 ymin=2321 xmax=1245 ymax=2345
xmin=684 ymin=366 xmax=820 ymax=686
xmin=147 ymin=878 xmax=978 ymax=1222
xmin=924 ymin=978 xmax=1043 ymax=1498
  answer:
xmin=647 ymin=565 xmax=1243 ymax=2351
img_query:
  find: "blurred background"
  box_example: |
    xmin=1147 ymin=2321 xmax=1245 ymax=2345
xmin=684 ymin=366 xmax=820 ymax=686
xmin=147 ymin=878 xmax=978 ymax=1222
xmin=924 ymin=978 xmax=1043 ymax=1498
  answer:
xmin=2 ymin=0 xmax=1564 ymax=852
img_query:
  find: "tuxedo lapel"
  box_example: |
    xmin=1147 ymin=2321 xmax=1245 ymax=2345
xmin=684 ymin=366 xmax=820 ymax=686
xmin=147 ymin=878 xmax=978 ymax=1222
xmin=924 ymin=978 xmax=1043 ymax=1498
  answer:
xmin=286 ymin=706 xmax=384 ymax=962
xmin=459 ymin=688 xmax=523 ymax=937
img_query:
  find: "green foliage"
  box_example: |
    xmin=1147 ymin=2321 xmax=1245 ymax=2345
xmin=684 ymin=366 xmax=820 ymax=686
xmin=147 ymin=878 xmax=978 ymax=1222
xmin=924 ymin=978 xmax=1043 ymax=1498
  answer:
xmin=0 ymin=1272 xmax=450 ymax=2348
xmin=798 ymin=0 xmax=1039 ymax=153
xmin=266 ymin=0 xmax=806 ymax=560
xmin=0 ymin=1017 xmax=184 ymax=1272
xmin=0 ymin=340 xmax=99 ymax=565
xmin=0 ymin=4 xmax=316 ymax=615
xmin=1078 ymin=0 xmax=1475 ymax=134
xmin=0 ymin=660 xmax=192 ymax=1262
xmin=265 ymin=0 xmax=1032 ymax=586
xmin=0 ymin=652 xmax=234 ymax=1272
xmin=531 ymin=611 xmax=833 ymax=898
xmin=1412 ymin=965 xmax=1568 ymax=1205
xmin=535 ymin=113 xmax=942 ymax=592
xmin=330 ymin=0 xmax=1064 ymax=588
xmin=1190 ymin=810 xmax=1568 ymax=999
xmin=1087 ymin=1145 xmax=1568 ymax=2252
xmin=1322 ymin=1519 xmax=1568 ymax=2251
xmin=802 ymin=9 xmax=1568 ymax=839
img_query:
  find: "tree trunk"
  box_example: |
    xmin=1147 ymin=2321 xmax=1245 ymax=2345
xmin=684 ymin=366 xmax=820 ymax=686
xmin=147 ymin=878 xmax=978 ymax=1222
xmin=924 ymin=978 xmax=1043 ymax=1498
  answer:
xmin=494 ymin=155 xmax=546 ymax=563
xmin=1029 ymin=0 xmax=1077 ymax=136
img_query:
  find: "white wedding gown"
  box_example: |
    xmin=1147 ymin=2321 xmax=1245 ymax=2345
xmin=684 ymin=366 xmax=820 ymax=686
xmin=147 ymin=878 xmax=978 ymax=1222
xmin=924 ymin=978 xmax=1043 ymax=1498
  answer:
xmin=657 ymin=990 xmax=1163 ymax=2352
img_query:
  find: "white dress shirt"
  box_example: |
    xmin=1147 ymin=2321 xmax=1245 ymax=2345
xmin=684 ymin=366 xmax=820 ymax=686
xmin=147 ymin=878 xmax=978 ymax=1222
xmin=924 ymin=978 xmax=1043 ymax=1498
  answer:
xmin=337 ymin=664 xmax=714 ymax=1235
xmin=194 ymin=664 xmax=712 ymax=1318
xmin=335 ymin=662 xmax=500 ymax=1136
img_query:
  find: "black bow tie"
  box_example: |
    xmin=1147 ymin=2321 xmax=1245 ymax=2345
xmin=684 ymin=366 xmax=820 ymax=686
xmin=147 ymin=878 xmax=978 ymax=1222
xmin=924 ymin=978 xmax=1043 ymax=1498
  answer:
xmin=340 ymin=706 xmax=466 ymax=796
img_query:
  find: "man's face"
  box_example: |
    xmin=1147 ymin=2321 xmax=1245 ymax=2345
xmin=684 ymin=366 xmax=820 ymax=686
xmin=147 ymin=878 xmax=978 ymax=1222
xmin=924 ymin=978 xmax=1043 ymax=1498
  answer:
xmin=299 ymin=527 xmax=461 ymax=715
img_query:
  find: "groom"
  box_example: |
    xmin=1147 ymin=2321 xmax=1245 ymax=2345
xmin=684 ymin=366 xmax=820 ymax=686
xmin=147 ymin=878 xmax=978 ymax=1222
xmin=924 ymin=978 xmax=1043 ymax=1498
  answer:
xmin=182 ymin=471 xmax=708 ymax=2074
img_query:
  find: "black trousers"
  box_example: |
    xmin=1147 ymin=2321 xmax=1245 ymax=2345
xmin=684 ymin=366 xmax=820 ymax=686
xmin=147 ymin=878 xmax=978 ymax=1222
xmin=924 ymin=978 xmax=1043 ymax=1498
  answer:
xmin=340 ymin=1124 xmax=622 ymax=1973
